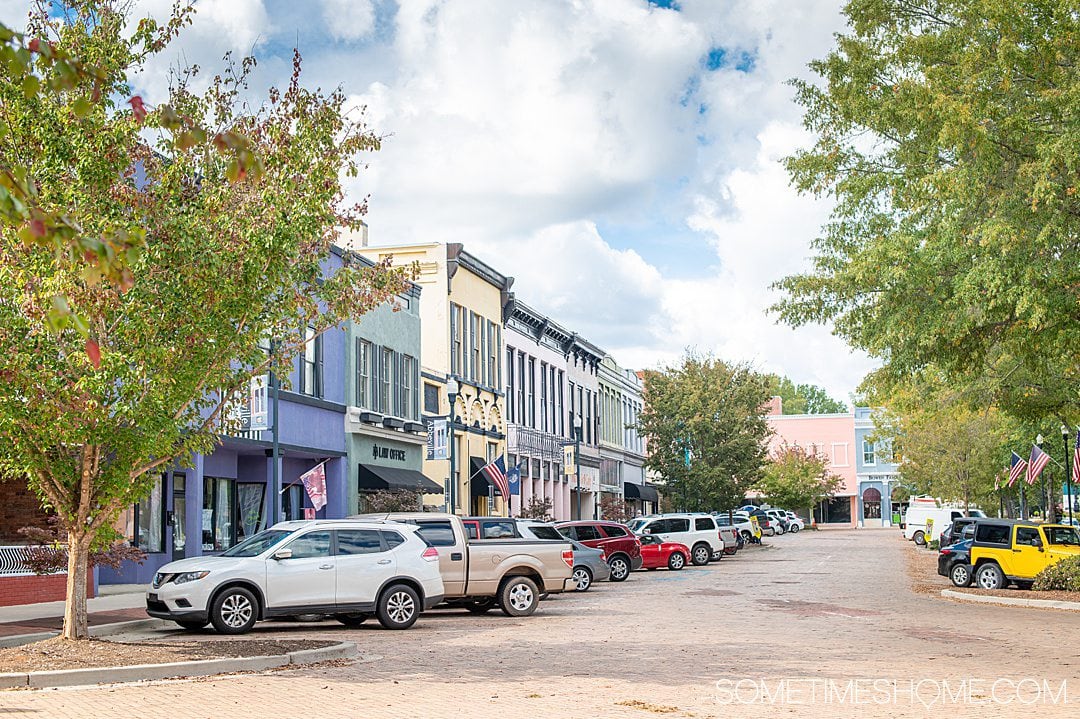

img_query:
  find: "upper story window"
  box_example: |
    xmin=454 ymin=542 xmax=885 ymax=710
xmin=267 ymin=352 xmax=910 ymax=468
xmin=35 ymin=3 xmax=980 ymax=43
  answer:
xmin=401 ymin=355 xmax=416 ymax=420
xmin=356 ymin=339 xmax=372 ymax=409
xmin=299 ymin=326 xmax=322 ymax=397
xmin=380 ymin=347 xmax=393 ymax=413
xmin=423 ymin=382 xmax=439 ymax=415
xmin=862 ymin=438 xmax=876 ymax=465
xmin=506 ymin=346 xmax=515 ymax=422
xmin=527 ymin=357 xmax=536 ymax=428
xmin=540 ymin=362 xmax=548 ymax=433
xmin=470 ymin=312 xmax=481 ymax=381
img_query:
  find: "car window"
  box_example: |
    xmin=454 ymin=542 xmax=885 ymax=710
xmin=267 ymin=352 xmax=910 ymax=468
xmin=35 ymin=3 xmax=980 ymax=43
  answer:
xmin=626 ymin=519 xmax=646 ymax=533
xmin=482 ymin=520 xmax=517 ymax=539
xmin=643 ymin=519 xmax=666 ymax=534
xmin=529 ymin=525 xmax=563 ymax=541
xmin=575 ymin=525 xmax=602 ymax=541
xmin=380 ymin=530 xmax=406 ymax=549
xmin=558 ymin=526 xmax=576 ymax=540
xmin=975 ymin=523 xmax=1010 ymax=545
xmin=1015 ymin=527 xmax=1041 ymax=546
xmin=285 ymin=530 xmax=332 ymax=559
xmin=639 ymin=534 xmax=659 ymax=546
xmin=695 ymin=518 xmax=715 ymax=531
xmin=961 ymin=524 xmax=975 ymax=539
xmin=1046 ymin=527 xmax=1080 ymax=546
xmin=462 ymin=522 xmax=479 ymax=540
xmin=414 ymin=520 xmax=457 ymax=547
xmin=335 ymin=529 xmax=384 ymax=555
xmin=602 ymin=524 xmax=628 ymax=538
xmin=669 ymin=518 xmax=690 ymax=533
xmin=222 ymin=529 xmax=291 ymax=558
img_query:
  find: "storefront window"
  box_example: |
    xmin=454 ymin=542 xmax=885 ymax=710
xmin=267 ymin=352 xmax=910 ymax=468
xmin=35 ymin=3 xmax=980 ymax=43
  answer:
xmin=203 ymin=477 xmax=236 ymax=551
xmin=815 ymin=497 xmax=852 ymax=524
xmin=281 ymin=484 xmax=304 ymax=521
xmin=118 ymin=474 xmax=166 ymax=552
xmin=237 ymin=483 xmax=267 ymax=541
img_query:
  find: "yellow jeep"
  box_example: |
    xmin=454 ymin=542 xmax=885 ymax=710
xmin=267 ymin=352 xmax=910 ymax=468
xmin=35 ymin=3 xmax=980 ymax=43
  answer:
xmin=970 ymin=520 xmax=1080 ymax=590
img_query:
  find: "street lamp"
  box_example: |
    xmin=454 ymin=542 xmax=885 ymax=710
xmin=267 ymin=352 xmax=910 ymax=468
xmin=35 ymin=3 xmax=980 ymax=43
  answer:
xmin=1064 ymin=425 xmax=1073 ymax=527
xmin=446 ymin=377 xmax=460 ymax=515
xmin=573 ymin=414 xmax=583 ymax=520
xmin=1036 ymin=433 xmax=1051 ymax=522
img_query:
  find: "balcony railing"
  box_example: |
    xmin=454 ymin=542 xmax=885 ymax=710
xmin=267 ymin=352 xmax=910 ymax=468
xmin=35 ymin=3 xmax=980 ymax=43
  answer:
xmin=0 ymin=545 xmax=62 ymax=577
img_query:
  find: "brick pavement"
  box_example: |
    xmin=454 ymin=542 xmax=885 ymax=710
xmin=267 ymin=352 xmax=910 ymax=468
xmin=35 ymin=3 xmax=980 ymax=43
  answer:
xmin=0 ymin=607 xmax=148 ymax=638
xmin=2 ymin=531 xmax=1079 ymax=718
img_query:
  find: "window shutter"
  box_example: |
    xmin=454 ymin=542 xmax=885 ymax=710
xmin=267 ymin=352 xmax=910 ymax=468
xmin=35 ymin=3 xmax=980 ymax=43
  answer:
xmin=316 ymin=333 xmax=324 ymax=398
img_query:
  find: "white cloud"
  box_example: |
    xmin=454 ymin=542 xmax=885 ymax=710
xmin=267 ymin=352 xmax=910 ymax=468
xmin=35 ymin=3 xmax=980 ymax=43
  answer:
xmin=321 ymin=0 xmax=376 ymax=42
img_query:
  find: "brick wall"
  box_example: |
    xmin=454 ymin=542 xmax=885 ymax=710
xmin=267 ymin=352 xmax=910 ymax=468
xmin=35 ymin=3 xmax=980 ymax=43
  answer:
xmin=0 ymin=573 xmax=93 ymax=607
xmin=0 ymin=479 xmax=51 ymax=543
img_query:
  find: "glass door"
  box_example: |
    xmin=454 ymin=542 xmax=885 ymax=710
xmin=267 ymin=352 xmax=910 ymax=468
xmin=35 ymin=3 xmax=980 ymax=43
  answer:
xmin=172 ymin=473 xmax=187 ymax=559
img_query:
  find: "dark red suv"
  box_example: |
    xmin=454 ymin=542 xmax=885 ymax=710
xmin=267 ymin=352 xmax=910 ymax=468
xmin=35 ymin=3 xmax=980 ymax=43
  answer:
xmin=555 ymin=520 xmax=642 ymax=582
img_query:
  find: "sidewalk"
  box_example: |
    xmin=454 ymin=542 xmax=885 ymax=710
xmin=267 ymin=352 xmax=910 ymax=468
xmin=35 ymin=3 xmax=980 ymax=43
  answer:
xmin=0 ymin=585 xmax=148 ymax=641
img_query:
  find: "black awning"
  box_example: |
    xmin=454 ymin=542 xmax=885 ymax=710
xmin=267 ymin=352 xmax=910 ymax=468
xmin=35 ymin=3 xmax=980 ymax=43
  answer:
xmin=358 ymin=464 xmax=443 ymax=494
xmin=470 ymin=457 xmax=491 ymax=497
xmin=624 ymin=481 xmax=659 ymax=503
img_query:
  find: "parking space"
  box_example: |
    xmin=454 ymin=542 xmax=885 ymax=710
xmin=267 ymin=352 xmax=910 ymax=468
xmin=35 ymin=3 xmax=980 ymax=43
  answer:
xmin=6 ymin=530 xmax=1080 ymax=718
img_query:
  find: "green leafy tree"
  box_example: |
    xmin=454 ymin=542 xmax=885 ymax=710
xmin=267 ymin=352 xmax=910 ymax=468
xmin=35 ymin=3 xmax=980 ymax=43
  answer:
xmin=598 ymin=495 xmax=633 ymax=523
xmin=0 ymin=2 xmax=408 ymax=639
xmin=772 ymin=0 xmax=1080 ymax=424
xmin=765 ymin=374 xmax=848 ymax=414
xmin=638 ymin=354 xmax=772 ymax=513
xmin=756 ymin=442 xmax=845 ymax=514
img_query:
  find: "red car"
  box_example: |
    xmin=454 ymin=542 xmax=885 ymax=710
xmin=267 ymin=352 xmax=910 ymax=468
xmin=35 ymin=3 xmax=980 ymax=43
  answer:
xmin=637 ymin=534 xmax=691 ymax=571
xmin=555 ymin=520 xmax=643 ymax=582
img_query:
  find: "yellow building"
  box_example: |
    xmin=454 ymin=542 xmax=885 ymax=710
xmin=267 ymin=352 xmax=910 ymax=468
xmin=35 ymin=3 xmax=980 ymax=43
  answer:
xmin=356 ymin=241 xmax=512 ymax=516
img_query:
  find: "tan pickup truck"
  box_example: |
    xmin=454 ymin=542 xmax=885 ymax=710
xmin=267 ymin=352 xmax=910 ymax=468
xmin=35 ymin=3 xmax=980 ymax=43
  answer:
xmin=354 ymin=513 xmax=576 ymax=616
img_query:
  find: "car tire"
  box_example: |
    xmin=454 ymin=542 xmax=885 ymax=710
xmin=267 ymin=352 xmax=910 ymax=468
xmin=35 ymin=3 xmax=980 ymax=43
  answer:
xmin=174 ymin=619 xmax=208 ymax=631
xmin=572 ymin=566 xmax=593 ymax=592
xmin=976 ymin=563 xmax=1006 ymax=590
xmin=949 ymin=564 xmax=972 ymax=587
xmin=776 ymin=525 xmax=786 ymax=535
xmin=723 ymin=547 xmax=737 ymax=556
xmin=499 ymin=576 xmax=540 ymax=617
xmin=913 ymin=530 xmax=926 ymax=546
xmin=740 ymin=530 xmax=753 ymax=541
xmin=667 ymin=552 xmax=686 ymax=570
xmin=209 ymin=586 xmax=259 ymax=635
xmin=790 ymin=524 xmax=800 ymax=533
xmin=376 ymin=583 xmax=420 ymax=630
xmin=691 ymin=543 xmax=711 ymax=566
xmin=335 ymin=613 xmax=370 ymax=628
xmin=608 ymin=555 xmax=631 ymax=582
xmin=464 ymin=599 xmax=497 ymax=614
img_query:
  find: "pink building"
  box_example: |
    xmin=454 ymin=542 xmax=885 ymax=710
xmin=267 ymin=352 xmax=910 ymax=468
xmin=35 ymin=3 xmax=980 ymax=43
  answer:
xmin=766 ymin=407 xmax=857 ymax=528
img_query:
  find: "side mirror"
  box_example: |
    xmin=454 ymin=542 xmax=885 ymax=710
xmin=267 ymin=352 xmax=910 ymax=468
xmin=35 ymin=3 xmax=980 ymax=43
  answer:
xmin=272 ymin=548 xmax=293 ymax=561
xmin=1032 ymin=538 xmax=1043 ymax=550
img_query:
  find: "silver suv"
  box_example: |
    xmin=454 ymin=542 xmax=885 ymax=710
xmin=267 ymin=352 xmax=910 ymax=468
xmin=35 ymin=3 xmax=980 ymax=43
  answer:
xmin=146 ymin=520 xmax=444 ymax=633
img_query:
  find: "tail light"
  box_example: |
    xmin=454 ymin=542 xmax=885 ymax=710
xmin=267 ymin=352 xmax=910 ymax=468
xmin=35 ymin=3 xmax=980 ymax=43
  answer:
xmin=940 ymin=549 xmax=952 ymax=556
xmin=562 ymin=549 xmax=574 ymax=568
xmin=422 ymin=546 xmax=440 ymax=562
xmin=600 ymin=551 xmax=607 ymax=561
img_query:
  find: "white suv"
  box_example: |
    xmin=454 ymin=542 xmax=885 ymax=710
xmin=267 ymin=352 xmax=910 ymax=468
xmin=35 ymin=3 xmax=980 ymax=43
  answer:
xmin=146 ymin=520 xmax=444 ymax=634
xmin=627 ymin=513 xmax=724 ymax=566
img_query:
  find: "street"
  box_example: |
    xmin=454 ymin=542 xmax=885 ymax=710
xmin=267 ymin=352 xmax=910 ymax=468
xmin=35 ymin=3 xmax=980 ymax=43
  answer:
xmin=3 ymin=530 xmax=1079 ymax=718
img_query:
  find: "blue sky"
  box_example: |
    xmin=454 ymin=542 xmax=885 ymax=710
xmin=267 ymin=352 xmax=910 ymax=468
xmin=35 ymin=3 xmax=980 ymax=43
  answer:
xmin=1 ymin=0 xmax=875 ymax=403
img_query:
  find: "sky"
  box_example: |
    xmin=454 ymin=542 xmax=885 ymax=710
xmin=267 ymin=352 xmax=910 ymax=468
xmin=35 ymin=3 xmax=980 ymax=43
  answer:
xmin=2 ymin=0 xmax=877 ymax=404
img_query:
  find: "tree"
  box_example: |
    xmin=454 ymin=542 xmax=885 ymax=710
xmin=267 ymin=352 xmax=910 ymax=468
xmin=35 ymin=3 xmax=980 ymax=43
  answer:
xmin=0 ymin=2 xmax=408 ymax=639
xmin=765 ymin=374 xmax=848 ymax=415
xmin=365 ymin=490 xmax=422 ymax=513
xmin=772 ymin=0 xmax=1079 ymax=425
xmin=756 ymin=442 xmax=844 ymax=514
xmin=874 ymin=378 xmax=1008 ymax=513
xmin=519 ymin=496 xmax=554 ymax=522
xmin=638 ymin=354 xmax=772 ymax=513
xmin=598 ymin=495 xmax=633 ymax=523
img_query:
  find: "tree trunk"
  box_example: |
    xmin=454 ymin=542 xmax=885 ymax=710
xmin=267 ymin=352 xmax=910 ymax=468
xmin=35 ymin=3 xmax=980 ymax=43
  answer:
xmin=62 ymin=529 xmax=91 ymax=640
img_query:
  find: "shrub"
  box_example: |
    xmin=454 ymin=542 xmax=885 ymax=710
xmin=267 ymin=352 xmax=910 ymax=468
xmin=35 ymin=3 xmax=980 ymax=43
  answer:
xmin=1033 ymin=555 xmax=1080 ymax=592
xmin=364 ymin=490 xmax=421 ymax=513
xmin=18 ymin=518 xmax=145 ymax=575
xmin=519 ymin=496 xmax=554 ymax=522
xmin=928 ymin=539 xmax=939 ymax=551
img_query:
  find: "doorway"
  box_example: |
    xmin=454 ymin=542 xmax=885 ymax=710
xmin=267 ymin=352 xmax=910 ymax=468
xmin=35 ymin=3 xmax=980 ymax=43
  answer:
xmin=172 ymin=473 xmax=187 ymax=560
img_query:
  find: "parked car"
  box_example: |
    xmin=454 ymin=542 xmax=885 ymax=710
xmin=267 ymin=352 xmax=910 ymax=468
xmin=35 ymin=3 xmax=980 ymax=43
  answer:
xmin=783 ymin=511 xmax=805 ymax=533
xmin=357 ymin=513 xmax=576 ymax=615
xmin=716 ymin=512 xmax=761 ymax=542
xmin=937 ymin=537 xmax=974 ymax=587
xmin=970 ymin=520 xmax=1080 ymax=590
xmin=765 ymin=509 xmax=792 ymax=534
xmin=904 ymin=502 xmax=983 ymax=545
xmin=511 ymin=519 xmax=610 ymax=592
xmin=147 ymin=519 xmax=445 ymax=634
xmin=625 ymin=514 xmax=725 ymax=566
xmin=940 ymin=517 xmax=980 ymax=547
xmin=637 ymin=534 xmax=691 ymax=570
xmin=555 ymin=520 xmax=643 ymax=582
xmin=735 ymin=509 xmax=776 ymax=537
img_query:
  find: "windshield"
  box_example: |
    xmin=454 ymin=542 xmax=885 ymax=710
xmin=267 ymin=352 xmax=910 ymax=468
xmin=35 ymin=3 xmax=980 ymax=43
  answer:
xmin=222 ymin=529 xmax=292 ymax=557
xmin=1046 ymin=527 xmax=1080 ymax=546
xmin=627 ymin=519 xmax=646 ymax=532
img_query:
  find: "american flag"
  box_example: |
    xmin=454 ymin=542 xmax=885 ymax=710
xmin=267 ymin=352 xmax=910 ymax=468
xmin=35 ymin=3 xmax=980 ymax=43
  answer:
xmin=1028 ymin=444 xmax=1051 ymax=485
xmin=1008 ymin=452 xmax=1027 ymax=488
xmin=480 ymin=456 xmax=510 ymax=499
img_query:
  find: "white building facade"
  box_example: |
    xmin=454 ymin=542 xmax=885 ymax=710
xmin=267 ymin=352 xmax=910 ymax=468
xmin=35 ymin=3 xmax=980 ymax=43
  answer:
xmin=597 ymin=355 xmax=652 ymax=516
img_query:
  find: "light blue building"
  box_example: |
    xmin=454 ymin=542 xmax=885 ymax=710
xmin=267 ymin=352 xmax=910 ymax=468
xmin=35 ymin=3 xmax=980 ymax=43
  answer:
xmin=854 ymin=407 xmax=900 ymax=527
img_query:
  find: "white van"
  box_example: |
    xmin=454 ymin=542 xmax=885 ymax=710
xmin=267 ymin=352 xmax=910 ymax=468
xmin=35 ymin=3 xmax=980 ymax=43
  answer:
xmin=903 ymin=506 xmax=966 ymax=545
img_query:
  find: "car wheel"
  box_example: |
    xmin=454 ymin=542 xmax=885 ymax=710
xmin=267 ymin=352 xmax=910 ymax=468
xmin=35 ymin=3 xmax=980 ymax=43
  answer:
xmin=741 ymin=530 xmax=753 ymax=541
xmin=667 ymin=552 xmax=686 ymax=570
xmin=789 ymin=524 xmax=800 ymax=533
xmin=499 ymin=576 xmax=540 ymax=617
xmin=376 ymin=583 xmax=420 ymax=630
xmin=335 ymin=613 xmax=370 ymax=628
xmin=913 ymin=530 xmax=926 ymax=546
xmin=723 ymin=547 xmax=737 ymax=556
xmin=691 ymin=543 xmax=711 ymax=566
xmin=174 ymin=619 xmax=207 ymax=631
xmin=608 ymin=556 xmax=631 ymax=582
xmin=209 ymin=586 xmax=258 ymax=635
xmin=572 ymin=566 xmax=593 ymax=592
xmin=776 ymin=525 xmax=785 ymax=535
xmin=950 ymin=564 xmax=971 ymax=588
xmin=464 ymin=599 xmax=497 ymax=614
xmin=976 ymin=563 xmax=1005 ymax=590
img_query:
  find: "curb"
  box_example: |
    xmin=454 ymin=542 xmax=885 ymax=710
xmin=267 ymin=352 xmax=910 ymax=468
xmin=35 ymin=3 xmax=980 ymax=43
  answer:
xmin=0 ymin=618 xmax=165 ymax=650
xmin=941 ymin=589 xmax=1080 ymax=611
xmin=0 ymin=641 xmax=358 ymax=689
